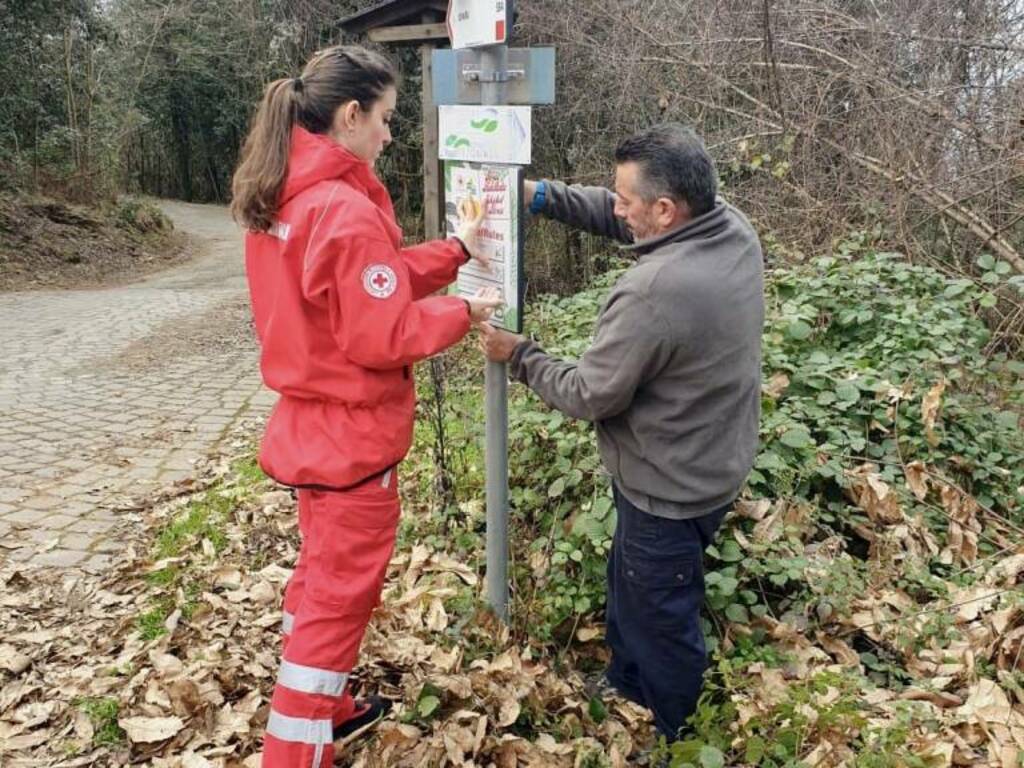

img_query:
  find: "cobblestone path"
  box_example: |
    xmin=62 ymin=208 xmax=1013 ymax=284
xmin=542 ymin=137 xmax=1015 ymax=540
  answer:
xmin=0 ymin=201 xmax=273 ymax=570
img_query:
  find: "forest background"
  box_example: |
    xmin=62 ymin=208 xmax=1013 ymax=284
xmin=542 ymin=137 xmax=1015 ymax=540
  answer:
xmin=2 ymin=1 xmax=1024 ymax=766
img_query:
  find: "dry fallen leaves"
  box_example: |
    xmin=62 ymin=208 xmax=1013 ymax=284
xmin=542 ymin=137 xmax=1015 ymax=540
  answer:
xmin=763 ymin=372 xmax=790 ymax=399
xmin=119 ymin=715 xmax=185 ymax=743
xmin=922 ymin=378 xmax=947 ymax=448
xmin=3 ymin=435 xmax=1021 ymax=768
xmin=940 ymin=485 xmax=983 ymax=566
xmin=0 ymin=446 xmax=660 ymax=768
xmin=904 ymin=460 xmax=930 ymax=501
xmin=846 ymin=463 xmax=904 ymax=525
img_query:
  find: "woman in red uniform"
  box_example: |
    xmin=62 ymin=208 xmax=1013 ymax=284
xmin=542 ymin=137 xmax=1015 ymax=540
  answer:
xmin=230 ymin=45 xmax=499 ymax=767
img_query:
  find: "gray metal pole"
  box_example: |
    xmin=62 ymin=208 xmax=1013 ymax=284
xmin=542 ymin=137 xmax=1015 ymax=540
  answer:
xmin=480 ymin=43 xmax=510 ymax=621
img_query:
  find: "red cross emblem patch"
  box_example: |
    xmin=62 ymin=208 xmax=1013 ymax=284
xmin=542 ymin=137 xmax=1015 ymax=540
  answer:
xmin=361 ymin=264 xmax=397 ymax=299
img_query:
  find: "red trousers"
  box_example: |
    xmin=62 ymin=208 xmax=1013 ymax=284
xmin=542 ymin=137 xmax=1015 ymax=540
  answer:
xmin=262 ymin=469 xmax=398 ymax=767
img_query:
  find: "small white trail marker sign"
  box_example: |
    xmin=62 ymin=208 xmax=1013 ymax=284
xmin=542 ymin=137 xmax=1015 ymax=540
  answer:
xmin=446 ymin=0 xmax=510 ymax=50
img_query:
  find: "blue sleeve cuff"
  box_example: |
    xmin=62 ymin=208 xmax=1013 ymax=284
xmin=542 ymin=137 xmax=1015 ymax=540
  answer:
xmin=529 ymin=180 xmax=547 ymax=215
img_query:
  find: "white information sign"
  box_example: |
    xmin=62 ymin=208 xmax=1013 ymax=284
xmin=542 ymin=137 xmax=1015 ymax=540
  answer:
xmin=438 ymin=105 xmax=531 ymax=165
xmin=444 ymin=161 xmax=523 ymax=333
xmin=446 ymin=0 xmax=509 ymax=50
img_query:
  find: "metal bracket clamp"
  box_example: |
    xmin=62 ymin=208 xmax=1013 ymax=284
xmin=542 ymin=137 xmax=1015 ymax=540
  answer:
xmin=434 ymin=48 xmax=555 ymax=105
xmin=462 ymin=68 xmax=526 ymax=83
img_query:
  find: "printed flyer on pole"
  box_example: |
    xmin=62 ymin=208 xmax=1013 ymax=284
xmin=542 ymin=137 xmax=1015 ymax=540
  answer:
xmin=444 ymin=161 xmax=524 ymax=333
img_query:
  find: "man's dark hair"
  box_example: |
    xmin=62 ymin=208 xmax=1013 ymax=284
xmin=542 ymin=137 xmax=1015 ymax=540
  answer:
xmin=614 ymin=123 xmax=718 ymax=217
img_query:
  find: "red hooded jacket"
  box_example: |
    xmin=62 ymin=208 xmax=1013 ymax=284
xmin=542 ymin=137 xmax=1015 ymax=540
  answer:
xmin=245 ymin=126 xmax=470 ymax=488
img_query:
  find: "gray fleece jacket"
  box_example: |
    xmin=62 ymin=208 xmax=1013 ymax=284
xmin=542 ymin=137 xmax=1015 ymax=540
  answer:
xmin=510 ymin=180 xmax=764 ymax=519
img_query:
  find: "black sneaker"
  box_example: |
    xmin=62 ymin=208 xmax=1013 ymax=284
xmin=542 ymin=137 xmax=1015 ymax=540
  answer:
xmin=332 ymin=696 xmax=392 ymax=744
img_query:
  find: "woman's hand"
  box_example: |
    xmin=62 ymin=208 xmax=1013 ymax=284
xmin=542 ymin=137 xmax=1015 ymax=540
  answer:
xmin=455 ymin=196 xmax=490 ymax=271
xmin=465 ymin=286 xmax=503 ymax=323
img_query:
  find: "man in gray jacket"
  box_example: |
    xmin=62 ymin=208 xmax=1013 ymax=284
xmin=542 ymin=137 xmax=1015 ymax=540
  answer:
xmin=478 ymin=123 xmax=764 ymax=741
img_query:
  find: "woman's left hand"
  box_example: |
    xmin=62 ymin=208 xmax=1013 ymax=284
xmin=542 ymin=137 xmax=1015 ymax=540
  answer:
xmin=465 ymin=286 xmax=503 ymax=322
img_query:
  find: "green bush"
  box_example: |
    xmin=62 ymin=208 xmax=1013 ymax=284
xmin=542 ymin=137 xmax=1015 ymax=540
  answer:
xmin=112 ymin=197 xmax=172 ymax=234
xmin=409 ymin=246 xmax=1023 ymax=646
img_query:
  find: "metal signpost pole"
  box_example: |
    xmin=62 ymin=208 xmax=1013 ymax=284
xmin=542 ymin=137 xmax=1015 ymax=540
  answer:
xmin=479 ymin=42 xmax=510 ymax=622
xmin=440 ymin=0 xmax=552 ymax=622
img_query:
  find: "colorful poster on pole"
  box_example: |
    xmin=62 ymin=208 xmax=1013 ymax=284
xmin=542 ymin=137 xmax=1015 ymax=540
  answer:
xmin=438 ymin=105 xmax=531 ymax=165
xmin=444 ymin=161 xmax=523 ymax=333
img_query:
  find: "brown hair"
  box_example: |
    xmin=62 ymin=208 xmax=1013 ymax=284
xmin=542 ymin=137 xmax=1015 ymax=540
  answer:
xmin=230 ymin=45 xmax=398 ymax=232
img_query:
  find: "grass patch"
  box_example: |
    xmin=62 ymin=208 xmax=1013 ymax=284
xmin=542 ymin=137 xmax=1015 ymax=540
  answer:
xmin=75 ymin=697 xmax=125 ymax=746
xmin=154 ymin=493 xmax=230 ymax=559
xmin=153 ymin=455 xmax=266 ymax=559
xmin=145 ymin=566 xmax=179 ymax=587
xmin=136 ymin=597 xmax=175 ymax=640
xmin=136 ymin=450 xmax=270 ymax=640
xmin=233 ymin=455 xmax=266 ymax=486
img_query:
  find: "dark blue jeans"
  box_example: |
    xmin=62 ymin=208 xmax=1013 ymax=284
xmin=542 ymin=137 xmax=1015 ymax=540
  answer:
xmin=605 ymin=484 xmax=728 ymax=740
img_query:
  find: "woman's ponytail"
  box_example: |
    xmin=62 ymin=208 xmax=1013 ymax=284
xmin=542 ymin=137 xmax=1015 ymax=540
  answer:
xmin=231 ymin=46 xmax=398 ymax=233
xmin=230 ymin=78 xmax=301 ymax=232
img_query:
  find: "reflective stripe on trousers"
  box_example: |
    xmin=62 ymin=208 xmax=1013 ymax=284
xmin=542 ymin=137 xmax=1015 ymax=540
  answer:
xmin=265 ymin=711 xmax=331 ymax=768
xmin=277 ymin=660 xmax=348 ymax=697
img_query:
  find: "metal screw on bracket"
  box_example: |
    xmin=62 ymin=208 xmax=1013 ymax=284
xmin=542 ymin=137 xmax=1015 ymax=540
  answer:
xmin=462 ymin=68 xmax=526 ymax=84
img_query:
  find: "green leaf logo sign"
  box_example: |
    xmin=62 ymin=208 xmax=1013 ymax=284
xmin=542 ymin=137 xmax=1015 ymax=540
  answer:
xmin=445 ymin=134 xmax=471 ymax=149
xmin=469 ymin=118 xmax=499 ymax=133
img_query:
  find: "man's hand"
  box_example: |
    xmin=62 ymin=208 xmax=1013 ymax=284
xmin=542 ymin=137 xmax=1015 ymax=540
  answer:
xmin=465 ymin=286 xmax=503 ymax=323
xmin=524 ymin=180 xmax=537 ymax=204
xmin=455 ymin=196 xmax=490 ymax=271
xmin=476 ymin=321 xmax=525 ymax=362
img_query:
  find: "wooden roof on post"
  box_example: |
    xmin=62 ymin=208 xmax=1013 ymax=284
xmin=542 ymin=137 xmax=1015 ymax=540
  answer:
xmin=339 ymin=0 xmax=450 ymax=43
